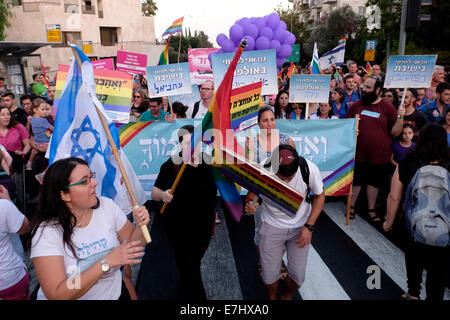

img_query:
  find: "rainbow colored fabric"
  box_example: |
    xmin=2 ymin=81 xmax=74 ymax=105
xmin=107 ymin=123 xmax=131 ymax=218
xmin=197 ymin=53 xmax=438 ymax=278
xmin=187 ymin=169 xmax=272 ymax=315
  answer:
xmin=162 ymin=17 xmax=184 ymax=38
xmin=158 ymin=39 xmax=170 ymax=65
xmin=365 ymin=61 xmax=372 ymax=76
xmin=338 ymin=37 xmax=346 ymax=46
xmin=323 ymin=159 xmax=354 ymax=196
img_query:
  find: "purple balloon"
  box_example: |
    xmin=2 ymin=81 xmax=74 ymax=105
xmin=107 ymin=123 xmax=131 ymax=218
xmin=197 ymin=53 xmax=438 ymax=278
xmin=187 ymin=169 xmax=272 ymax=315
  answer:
xmin=255 ymin=36 xmax=270 ymax=50
xmin=222 ymin=39 xmax=235 ymax=52
xmin=267 ymin=12 xmax=281 ymax=30
xmin=217 ymin=48 xmax=224 ymax=54
xmin=244 ymin=23 xmax=259 ymax=40
xmin=263 ymin=15 xmax=270 ymax=24
xmin=253 ymin=17 xmax=265 ymax=31
xmin=283 ymin=32 xmax=296 ymax=46
xmin=244 ymin=36 xmax=255 ymax=51
xmin=279 ymin=44 xmax=293 ymax=58
xmin=259 ymin=27 xmax=274 ymax=41
xmin=237 ymin=17 xmax=250 ymax=26
xmin=277 ymin=58 xmax=285 ymax=68
xmin=229 ymin=24 xmax=244 ymax=43
xmin=216 ymin=33 xmax=228 ymax=47
xmin=270 ymin=39 xmax=281 ymax=52
xmin=273 ymin=27 xmax=286 ymax=43
xmin=279 ymin=20 xmax=287 ymax=31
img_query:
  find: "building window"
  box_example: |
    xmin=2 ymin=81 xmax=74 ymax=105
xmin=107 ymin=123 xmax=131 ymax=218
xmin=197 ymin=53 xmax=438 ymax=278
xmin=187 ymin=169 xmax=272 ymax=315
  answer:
xmin=11 ymin=0 xmax=22 ymax=5
xmin=82 ymin=0 xmax=95 ymax=14
xmin=52 ymin=31 xmax=82 ymax=48
xmin=358 ymin=6 xmax=366 ymax=17
xmin=98 ymin=0 xmax=103 ymax=18
xmin=100 ymin=27 xmax=118 ymax=46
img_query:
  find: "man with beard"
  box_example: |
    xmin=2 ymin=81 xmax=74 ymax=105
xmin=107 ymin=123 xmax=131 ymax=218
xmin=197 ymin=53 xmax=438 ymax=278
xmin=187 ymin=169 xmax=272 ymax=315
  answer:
xmin=346 ymin=77 xmax=404 ymax=221
xmin=418 ymin=82 xmax=450 ymax=123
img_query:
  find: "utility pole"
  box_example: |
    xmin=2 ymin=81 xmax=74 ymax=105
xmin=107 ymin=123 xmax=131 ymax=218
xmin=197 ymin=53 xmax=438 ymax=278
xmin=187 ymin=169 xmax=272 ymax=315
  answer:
xmin=398 ymin=0 xmax=408 ymax=55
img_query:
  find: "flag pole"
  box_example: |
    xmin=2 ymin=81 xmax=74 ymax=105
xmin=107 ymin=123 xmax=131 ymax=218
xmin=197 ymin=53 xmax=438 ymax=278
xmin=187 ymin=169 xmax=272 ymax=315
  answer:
xmin=345 ymin=114 xmax=360 ymax=225
xmin=69 ymin=39 xmax=151 ymax=244
xmin=177 ymin=32 xmax=182 ymax=63
xmin=160 ymin=163 xmax=187 ymax=214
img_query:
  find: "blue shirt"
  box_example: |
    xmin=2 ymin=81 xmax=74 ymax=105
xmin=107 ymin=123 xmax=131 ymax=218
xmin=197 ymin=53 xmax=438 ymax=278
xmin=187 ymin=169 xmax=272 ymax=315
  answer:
xmin=139 ymin=109 xmax=167 ymax=122
xmin=331 ymin=101 xmax=347 ymax=118
xmin=343 ymin=89 xmax=360 ymax=109
xmin=417 ymin=99 xmax=450 ymax=123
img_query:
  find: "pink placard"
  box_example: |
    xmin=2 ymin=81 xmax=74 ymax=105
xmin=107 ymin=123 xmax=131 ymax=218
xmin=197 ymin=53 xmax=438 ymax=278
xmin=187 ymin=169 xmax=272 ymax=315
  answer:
xmin=92 ymin=58 xmax=115 ymax=71
xmin=188 ymin=48 xmax=217 ymax=85
xmin=116 ymin=50 xmax=147 ymax=75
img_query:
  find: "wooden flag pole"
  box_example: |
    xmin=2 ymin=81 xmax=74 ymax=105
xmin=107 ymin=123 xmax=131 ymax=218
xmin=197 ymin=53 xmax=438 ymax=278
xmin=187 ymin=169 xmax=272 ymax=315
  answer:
xmin=160 ymin=162 xmax=187 ymax=214
xmin=69 ymin=40 xmax=151 ymax=243
xmin=177 ymin=32 xmax=182 ymax=63
xmin=345 ymin=114 xmax=360 ymax=225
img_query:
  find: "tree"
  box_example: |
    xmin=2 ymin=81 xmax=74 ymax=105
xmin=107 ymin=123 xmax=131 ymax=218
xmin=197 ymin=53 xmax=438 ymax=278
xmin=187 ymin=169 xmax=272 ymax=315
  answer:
xmin=165 ymin=29 xmax=213 ymax=63
xmin=0 ymin=0 xmax=13 ymax=40
xmin=141 ymin=0 xmax=157 ymax=17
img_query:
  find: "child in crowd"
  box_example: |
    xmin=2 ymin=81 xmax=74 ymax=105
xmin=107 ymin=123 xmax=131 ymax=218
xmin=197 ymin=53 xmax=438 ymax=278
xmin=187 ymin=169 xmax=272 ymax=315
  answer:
xmin=390 ymin=124 xmax=416 ymax=168
xmin=26 ymin=99 xmax=53 ymax=169
xmin=309 ymin=102 xmax=338 ymax=120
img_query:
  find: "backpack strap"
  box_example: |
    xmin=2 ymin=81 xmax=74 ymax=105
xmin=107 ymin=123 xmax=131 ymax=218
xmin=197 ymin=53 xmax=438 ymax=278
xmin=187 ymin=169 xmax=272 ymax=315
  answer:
xmin=192 ymin=101 xmax=200 ymax=118
xmin=298 ymin=156 xmax=313 ymax=204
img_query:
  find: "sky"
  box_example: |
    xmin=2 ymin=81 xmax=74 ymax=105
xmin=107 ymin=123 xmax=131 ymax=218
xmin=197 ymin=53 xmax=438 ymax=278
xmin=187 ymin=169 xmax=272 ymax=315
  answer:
xmin=153 ymin=0 xmax=292 ymax=46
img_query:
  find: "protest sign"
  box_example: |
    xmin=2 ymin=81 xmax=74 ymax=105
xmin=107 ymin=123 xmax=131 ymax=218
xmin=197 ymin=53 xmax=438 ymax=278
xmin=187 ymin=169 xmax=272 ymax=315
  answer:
xmin=384 ymin=55 xmax=437 ymax=88
xmin=116 ymin=50 xmax=147 ymax=75
xmin=118 ymin=118 xmax=356 ymax=199
xmin=230 ymin=81 xmax=262 ymax=132
xmin=169 ymin=84 xmax=201 ymax=112
xmin=54 ymin=64 xmax=133 ymax=123
xmin=212 ymin=49 xmax=277 ymax=96
xmin=188 ymin=48 xmax=218 ymax=85
xmin=93 ymin=58 xmax=115 ymax=71
xmin=289 ymin=74 xmax=331 ymax=103
xmin=146 ymin=62 xmax=192 ymax=98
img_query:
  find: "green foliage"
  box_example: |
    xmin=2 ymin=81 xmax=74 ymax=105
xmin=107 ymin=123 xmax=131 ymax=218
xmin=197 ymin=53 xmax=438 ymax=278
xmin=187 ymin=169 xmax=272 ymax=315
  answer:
xmin=166 ymin=30 xmax=213 ymax=63
xmin=141 ymin=0 xmax=158 ymax=17
xmin=0 ymin=0 xmax=13 ymax=40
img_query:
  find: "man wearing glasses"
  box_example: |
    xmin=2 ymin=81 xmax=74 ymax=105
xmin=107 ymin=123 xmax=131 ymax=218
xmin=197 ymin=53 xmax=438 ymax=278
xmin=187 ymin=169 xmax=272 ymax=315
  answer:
xmin=188 ymin=80 xmax=214 ymax=119
xmin=372 ymin=65 xmax=382 ymax=80
xmin=139 ymin=97 xmax=175 ymax=123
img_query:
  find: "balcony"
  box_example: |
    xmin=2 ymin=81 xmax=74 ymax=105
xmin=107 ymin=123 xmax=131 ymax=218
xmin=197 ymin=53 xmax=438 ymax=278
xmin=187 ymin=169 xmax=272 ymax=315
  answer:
xmin=82 ymin=4 xmax=96 ymax=14
xmin=323 ymin=0 xmax=336 ymax=4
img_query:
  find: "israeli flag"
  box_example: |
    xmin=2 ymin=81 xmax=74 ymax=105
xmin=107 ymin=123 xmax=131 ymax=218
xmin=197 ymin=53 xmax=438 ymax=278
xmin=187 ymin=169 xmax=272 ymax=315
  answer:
xmin=319 ymin=43 xmax=346 ymax=70
xmin=47 ymin=44 xmax=146 ymax=213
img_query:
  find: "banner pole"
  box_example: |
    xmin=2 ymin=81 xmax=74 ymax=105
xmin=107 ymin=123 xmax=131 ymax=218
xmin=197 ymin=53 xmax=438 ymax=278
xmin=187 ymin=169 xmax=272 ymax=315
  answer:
xmin=69 ymin=39 xmax=151 ymax=243
xmin=177 ymin=33 xmax=182 ymax=63
xmin=346 ymin=114 xmax=360 ymax=225
xmin=305 ymin=103 xmax=310 ymax=120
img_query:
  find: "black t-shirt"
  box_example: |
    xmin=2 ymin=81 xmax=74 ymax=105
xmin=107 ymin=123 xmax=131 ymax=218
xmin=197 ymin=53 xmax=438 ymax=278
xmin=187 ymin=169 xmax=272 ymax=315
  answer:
xmin=398 ymin=153 xmax=450 ymax=188
xmin=154 ymin=156 xmax=217 ymax=234
xmin=11 ymin=107 xmax=26 ymax=124
xmin=403 ymin=109 xmax=428 ymax=135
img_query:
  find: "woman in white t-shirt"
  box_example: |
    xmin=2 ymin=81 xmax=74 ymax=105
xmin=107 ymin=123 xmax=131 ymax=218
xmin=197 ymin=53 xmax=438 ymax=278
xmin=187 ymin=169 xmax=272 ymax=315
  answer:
xmin=30 ymin=157 xmax=150 ymax=300
xmin=0 ymin=185 xmax=30 ymax=300
xmin=309 ymin=101 xmax=339 ymax=120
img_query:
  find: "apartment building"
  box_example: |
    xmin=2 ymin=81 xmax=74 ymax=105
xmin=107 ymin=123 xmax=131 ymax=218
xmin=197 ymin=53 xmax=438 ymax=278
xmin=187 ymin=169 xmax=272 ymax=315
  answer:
xmin=3 ymin=0 xmax=163 ymax=89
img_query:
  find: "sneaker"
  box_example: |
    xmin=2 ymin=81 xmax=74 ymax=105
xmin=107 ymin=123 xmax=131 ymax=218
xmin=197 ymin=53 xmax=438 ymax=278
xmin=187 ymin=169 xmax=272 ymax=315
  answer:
xmin=215 ymin=211 xmax=221 ymax=224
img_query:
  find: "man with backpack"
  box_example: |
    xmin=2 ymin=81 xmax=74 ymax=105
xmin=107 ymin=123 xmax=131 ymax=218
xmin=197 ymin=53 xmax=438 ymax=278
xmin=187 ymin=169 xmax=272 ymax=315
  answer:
xmin=384 ymin=123 xmax=450 ymax=300
xmin=245 ymin=145 xmax=325 ymax=300
xmin=187 ymin=80 xmax=214 ymax=119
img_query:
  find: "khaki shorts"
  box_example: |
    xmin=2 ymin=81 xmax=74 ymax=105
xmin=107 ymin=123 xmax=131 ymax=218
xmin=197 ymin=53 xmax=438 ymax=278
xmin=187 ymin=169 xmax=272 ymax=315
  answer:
xmin=259 ymin=221 xmax=310 ymax=286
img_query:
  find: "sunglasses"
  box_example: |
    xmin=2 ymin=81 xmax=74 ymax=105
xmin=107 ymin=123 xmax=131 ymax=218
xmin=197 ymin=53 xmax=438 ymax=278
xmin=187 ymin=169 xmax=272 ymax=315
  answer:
xmin=134 ymin=95 xmax=141 ymax=98
xmin=292 ymin=106 xmax=302 ymax=110
xmin=65 ymin=172 xmax=96 ymax=189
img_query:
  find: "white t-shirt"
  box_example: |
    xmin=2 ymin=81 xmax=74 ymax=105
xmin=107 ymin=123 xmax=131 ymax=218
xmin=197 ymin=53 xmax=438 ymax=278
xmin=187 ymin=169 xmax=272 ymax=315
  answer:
xmin=309 ymin=114 xmax=339 ymax=120
xmin=187 ymin=100 xmax=209 ymax=119
xmin=260 ymin=161 xmax=323 ymax=229
xmin=31 ymin=197 xmax=127 ymax=300
xmin=0 ymin=199 xmax=26 ymax=291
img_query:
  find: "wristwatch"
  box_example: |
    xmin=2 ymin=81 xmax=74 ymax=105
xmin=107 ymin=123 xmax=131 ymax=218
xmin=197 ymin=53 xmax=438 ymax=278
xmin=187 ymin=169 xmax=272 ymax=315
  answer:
xmin=100 ymin=258 xmax=110 ymax=273
xmin=304 ymin=223 xmax=315 ymax=232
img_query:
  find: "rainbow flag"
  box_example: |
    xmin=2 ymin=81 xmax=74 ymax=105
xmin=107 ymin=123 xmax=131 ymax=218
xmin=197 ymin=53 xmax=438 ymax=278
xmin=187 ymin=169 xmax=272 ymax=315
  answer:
xmin=338 ymin=37 xmax=346 ymax=46
xmin=311 ymin=42 xmax=320 ymax=74
xmin=323 ymin=159 xmax=354 ymax=196
xmin=162 ymin=17 xmax=184 ymax=38
xmin=365 ymin=61 xmax=372 ymax=76
xmin=116 ymin=121 xmax=155 ymax=148
xmin=277 ymin=62 xmax=295 ymax=79
xmin=158 ymin=38 xmax=170 ymax=65
xmin=40 ymin=60 xmax=51 ymax=87
xmin=188 ymin=41 xmax=246 ymax=222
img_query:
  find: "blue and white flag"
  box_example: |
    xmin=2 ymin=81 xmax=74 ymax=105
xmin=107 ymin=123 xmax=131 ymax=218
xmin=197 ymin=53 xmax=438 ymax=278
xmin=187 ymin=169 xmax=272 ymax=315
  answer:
xmin=319 ymin=42 xmax=346 ymax=70
xmin=47 ymin=44 xmax=146 ymax=213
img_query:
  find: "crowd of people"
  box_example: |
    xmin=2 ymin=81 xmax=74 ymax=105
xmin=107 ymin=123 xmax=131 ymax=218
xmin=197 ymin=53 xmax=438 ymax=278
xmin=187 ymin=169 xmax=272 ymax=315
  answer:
xmin=0 ymin=60 xmax=449 ymax=301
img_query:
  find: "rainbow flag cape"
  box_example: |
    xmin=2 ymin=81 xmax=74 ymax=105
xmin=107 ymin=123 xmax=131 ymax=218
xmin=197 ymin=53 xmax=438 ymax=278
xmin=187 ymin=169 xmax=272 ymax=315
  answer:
xmin=158 ymin=38 xmax=170 ymax=65
xmin=162 ymin=17 xmax=184 ymax=38
xmin=365 ymin=61 xmax=372 ymax=76
xmin=187 ymin=41 xmax=246 ymax=222
xmin=311 ymin=42 xmax=320 ymax=74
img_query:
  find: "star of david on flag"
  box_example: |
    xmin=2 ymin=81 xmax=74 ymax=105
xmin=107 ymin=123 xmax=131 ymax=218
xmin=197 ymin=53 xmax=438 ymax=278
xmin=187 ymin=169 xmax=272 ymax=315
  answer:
xmin=47 ymin=44 xmax=146 ymax=213
xmin=319 ymin=40 xmax=346 ymax=70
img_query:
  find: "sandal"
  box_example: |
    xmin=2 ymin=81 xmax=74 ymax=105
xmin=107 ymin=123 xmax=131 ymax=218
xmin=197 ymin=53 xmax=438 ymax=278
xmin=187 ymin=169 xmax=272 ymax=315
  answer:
xmin=349 ymin=206 xmax=356 ymax=220
xmin=368 ymin=209 xmax=381 ymax=222
xmin=401 ymin=293 xmax=420 ymax=300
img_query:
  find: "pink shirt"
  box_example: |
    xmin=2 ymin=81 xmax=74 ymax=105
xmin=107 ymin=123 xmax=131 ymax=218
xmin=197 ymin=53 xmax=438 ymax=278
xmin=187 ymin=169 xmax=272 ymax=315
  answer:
xmin=0 ymin=124 xmax=29 ymax=152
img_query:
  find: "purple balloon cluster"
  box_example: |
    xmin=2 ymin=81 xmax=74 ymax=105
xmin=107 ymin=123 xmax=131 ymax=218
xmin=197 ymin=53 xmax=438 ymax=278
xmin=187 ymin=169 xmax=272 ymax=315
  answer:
xmin=211 ymin=13 xmax=296 ymax=68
